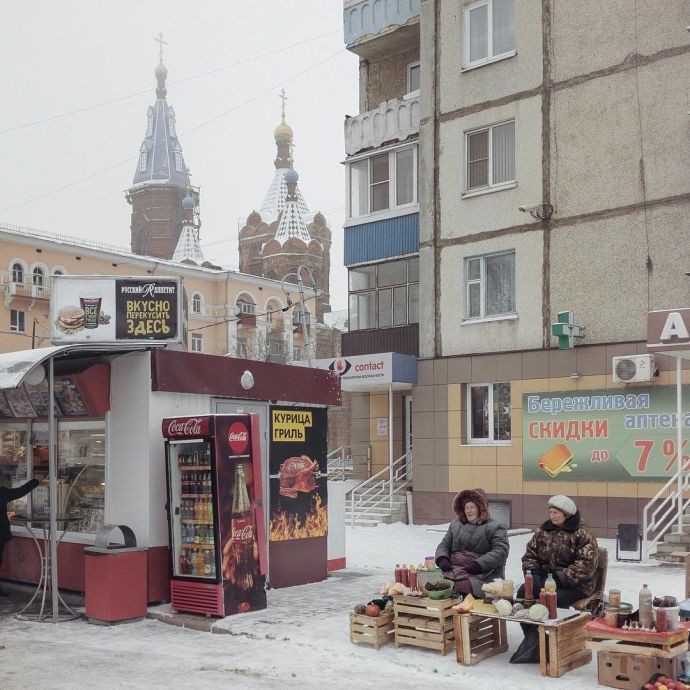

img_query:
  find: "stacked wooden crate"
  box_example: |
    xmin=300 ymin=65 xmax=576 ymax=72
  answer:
xmin=393 ymin=595 xmax=456 ymax=655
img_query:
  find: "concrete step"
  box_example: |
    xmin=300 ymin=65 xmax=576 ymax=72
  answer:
xmin=346 ymin=498 xmax=407 ymax=509
xmin=649 ymin=551 xmax=688 ymax=564
xmin=662 ymin=532 xmax=690 ymax=544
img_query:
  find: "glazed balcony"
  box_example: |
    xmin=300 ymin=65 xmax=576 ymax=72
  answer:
xmin=344 ymin=0 xmax=420 ymax=60
xmin=345 ymin=95 xmax=420 ymax=156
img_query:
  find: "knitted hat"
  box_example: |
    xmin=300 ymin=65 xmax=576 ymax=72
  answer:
xmin=548 ymin=495 xmax=576 ymax=517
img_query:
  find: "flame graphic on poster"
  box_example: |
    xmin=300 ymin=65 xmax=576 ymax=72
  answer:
xmin=269 ymin=494 xmax=328 ymax=541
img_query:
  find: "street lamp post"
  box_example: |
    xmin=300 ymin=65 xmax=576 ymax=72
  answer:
xmin=281 ymin=266 xmax=318 ymax=367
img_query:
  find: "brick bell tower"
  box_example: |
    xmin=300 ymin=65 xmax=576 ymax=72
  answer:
xmin=238 ymin=91 xmax=331 ymax=320
xmin=126 ymin=48 xmax=199 ymax=260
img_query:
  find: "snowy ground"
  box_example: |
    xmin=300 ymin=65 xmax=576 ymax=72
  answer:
xmin=0 ymin=524 xmax=687 ymax=689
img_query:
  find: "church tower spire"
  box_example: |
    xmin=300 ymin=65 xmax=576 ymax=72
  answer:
xmin=126 ymin=36 xmax=198 ymax=260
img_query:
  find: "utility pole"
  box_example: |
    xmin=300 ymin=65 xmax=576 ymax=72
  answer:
xmin=281 ymin=266 xmax=317 ymax=367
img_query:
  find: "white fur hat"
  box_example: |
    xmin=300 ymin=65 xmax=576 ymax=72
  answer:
xmin=548 ymin=495 xmax=577 ymax=517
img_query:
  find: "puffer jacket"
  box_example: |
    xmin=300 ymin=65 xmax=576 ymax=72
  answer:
xmin=521 ymin=511 xmax=598 ymax=596
xmin=435 ymin=488 xmax=509 ymax=597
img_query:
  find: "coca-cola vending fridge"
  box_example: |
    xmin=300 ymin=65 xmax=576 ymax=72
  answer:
xmin=162 ymin=414 xmax=267 ymax=617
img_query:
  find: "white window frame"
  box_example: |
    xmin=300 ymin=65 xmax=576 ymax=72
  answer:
xmin=10 ymin=261 xmax=25 ymax=284
xmin=168 ymin=115 xmax=176 ymax=136
xmin=236 ymin=337 xmax=248 ymax=358
xmin=191 ymin=333 xmax=203 ymax=352
xmin=146 ymin=114 xmax=154 ymax=137
xmin=463 ymin=250 xmax=516 ymax=321
xmin=191 ymin=292 xmax=202 ymax=314
xmin=31 ymin=266 xmax=45 ymax=287
xmin=10 ymin=309 xmax=26 ymax=333
xmin=237 ymin=300 xmax=256 ymax=315
xmin=347 ymin=144 xmax=418 ymax=220
xmin=138 ymin=151 xmax=147 ymax=173
xmin=464 ymin=0 xmax=517 ymax=70
xmin=174 ymin=151 xmax=183 ymax=173
xmin=464 ymin=119 xmax=515 ymax=194
xmin=405 ymin=61 xmax=420 ymax=98
xmin=466 ymin=382 xmax=511 ymax=445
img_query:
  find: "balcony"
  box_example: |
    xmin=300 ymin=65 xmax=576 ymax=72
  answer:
xmin=342 ymin=323 xmax=418 ymax=357
xmin=3 ymin=281 xmax=51 ymax=307
xmin=345 ymin=95 xmax=420 ymax=156
xmin=344 ymin=0 xmax=420 ymax=59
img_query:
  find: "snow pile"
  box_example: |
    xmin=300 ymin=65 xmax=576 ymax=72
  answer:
xmin=0 ymin=523 xmax=686 ymax=689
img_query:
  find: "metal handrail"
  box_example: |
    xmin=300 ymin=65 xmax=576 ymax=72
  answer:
xmin=326 ymin=447 xmax=352 ymax=481
xmin=643 ymin=468 xmax=690 ymax=559
xmin=347 ymin=449 xmax=412 ymax=526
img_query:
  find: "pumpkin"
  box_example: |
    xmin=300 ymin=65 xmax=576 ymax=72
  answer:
xmin=365 ymin=603 xmax=381 ymax=617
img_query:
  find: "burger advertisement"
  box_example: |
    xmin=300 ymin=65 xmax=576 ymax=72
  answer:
xmin=51 ymin=276 xmax=182 ymax=344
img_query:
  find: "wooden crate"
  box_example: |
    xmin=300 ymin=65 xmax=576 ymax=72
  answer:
xmin=585 ymin=618 xmax=689 ymax=659
xmin=454 ymin=614 xmax=508 ymax=665
xmin=393 ymin=595 xmax=456 ymax=655
xmin=539 ymin=613 xmax=592 ymax=678
xmin=350 ymin=611 xmax=394 ymax=649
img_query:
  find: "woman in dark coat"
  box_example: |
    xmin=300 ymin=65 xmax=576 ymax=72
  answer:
xmin=435 ymin=488 xmax=509 ymax=597
xmin=0 ymin=473 xmax=39 ymax=595
xmin=511 ymin=494 xmax=599 ymax=664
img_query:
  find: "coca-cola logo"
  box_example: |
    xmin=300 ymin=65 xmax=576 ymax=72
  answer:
xmin=166 ymin=417 xmax=206 ymax=437
xmin=231 ymin=524 xmax=254 ymax=541
xmin=227 ymin=421 xmax=249 ymax=455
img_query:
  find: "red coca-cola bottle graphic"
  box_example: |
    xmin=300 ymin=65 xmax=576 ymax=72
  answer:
xmin=231 ymin=463 xmax=256 ymax=594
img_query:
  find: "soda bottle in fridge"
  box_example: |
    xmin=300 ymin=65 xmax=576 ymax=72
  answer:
xmin=231 ymin=463 xmax=257 ymax=593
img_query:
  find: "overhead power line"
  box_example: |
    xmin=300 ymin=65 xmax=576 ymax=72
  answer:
xmin=0 ymin=49 xmax=344 ymax=215
xmin=0 ymin=30 xmax=340 ymax=136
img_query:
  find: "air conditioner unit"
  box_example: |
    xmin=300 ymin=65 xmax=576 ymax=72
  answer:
xmin=612 ymin=355 xmax=656 ymax=384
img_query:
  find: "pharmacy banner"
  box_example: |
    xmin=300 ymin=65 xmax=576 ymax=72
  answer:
xmin=522 ymin=387 xmax=689 ymax=481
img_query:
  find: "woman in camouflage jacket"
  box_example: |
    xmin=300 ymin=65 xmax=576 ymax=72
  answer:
xmin=520 ymin=494 xmax=599 ymax=607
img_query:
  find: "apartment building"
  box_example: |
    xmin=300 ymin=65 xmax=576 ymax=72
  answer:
xmin=342 ymin=0 xmax=421 ymax=481
xmin=414 ymin=0 xmax=690 ymax=536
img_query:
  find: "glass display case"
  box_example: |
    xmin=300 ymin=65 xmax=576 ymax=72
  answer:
xmin=57 ymin=421 xmax=105 ymax=533
xmin=0 ymin=423 xmax=30 ymax=518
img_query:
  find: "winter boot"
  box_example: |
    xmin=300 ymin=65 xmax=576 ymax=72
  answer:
xmin=509 ymin=626 xmax=540 ymax=664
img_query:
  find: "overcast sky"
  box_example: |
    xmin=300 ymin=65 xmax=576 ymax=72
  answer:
xmin=0 ymin=1 xmax=358 ymax=311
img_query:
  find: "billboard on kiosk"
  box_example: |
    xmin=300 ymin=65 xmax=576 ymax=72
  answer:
xmin=51 ymin=275 xmax=183 ymax=344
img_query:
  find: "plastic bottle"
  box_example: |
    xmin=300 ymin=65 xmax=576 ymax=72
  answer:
xmin=409 ymin=565 xmax=418 ymax=590
xmin=639 ymin=584 xmax=654 ymax=628
xmin=524 ymin=570 xmax=534 ymax=600
xmin=546 ymin=591 xmax=558 ymax=619
xmin=545 ymin=573 xmax=557 ymax=593
xmin=394 ymin=564 xmax=402 ymax=583
xmin=401 ymin=564 xmax=410 ymax=587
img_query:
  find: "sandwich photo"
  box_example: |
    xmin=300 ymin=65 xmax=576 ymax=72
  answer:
xmin=537 ymin=443 xmax=576 ymax=478
xmin=55 ymin=305 xmax=86 ymax=333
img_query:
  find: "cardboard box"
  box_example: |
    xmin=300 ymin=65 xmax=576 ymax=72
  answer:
xmin=597 ymin=650 xmax=678 ymax=690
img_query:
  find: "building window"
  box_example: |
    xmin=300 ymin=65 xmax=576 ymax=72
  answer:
xmin=146 ymin=115 xmax=153 ymax=137
xmin=10 ymin=309 xmax=26 ymax=333
xmin=465 ymin=0 xmax=516 ymax=68
xmin=406 ymin=61 xmax=420 ymax=95
xmin=465 ymin=251 xmax=515 ymax=320
xmin=32 ymin=267 xmax=44 ymax=287
xmin=191 ymin=293 xmax=202 ymax=314
xmin=236 ymin=300 xmax=256 ymax=315
xmin=11 ymin=263 xmax=24 ymax=284
xmin=191 ymin=333 xmax=203 ymax=352
xmin=348 ymin=146 xmax=418 ymax=218
xmin=168 ymin=115 xmax=176 ymax=136
xmin=138 ymin=151 xmax=147 ymax=172
xmin=236 ymin=337 xmax=248 ymax=358
xmin=348 ymin=257 xmax=419 ymax=331
xmin=467 ymin=382 xmax=511 ymax=443
xmin=466 ymin=120 xmax=515 ymax=191
xmin=174 ymin=151 xmax=183 ymax=172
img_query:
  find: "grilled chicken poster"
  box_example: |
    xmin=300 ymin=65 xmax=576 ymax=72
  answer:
xmin=269 ymin=406 xmax=327 ymax=542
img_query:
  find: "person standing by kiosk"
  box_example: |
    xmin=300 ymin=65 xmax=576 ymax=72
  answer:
xmin=0 ymin=473 xmax=39 ymax=596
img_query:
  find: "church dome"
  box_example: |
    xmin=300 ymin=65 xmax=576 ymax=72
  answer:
xmin=155 ymin=62 xmax=168 ymax=81
xmin=182 ymin=193 xmax=195 ymax=210
xmin=285 ymin=168 xmax=299 ymax=185
xmin=274 ymin=119 xmax=293 ymax=139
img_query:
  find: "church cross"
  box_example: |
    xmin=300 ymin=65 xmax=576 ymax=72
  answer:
xmin=155 ymin=32 xmax=168 ymax=64
xmin=279 ymin=89 xmax=288 ymax=120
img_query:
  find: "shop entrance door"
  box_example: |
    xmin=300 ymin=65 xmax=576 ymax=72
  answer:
xmin=212 ymin=400 xmax=270 ymax=579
